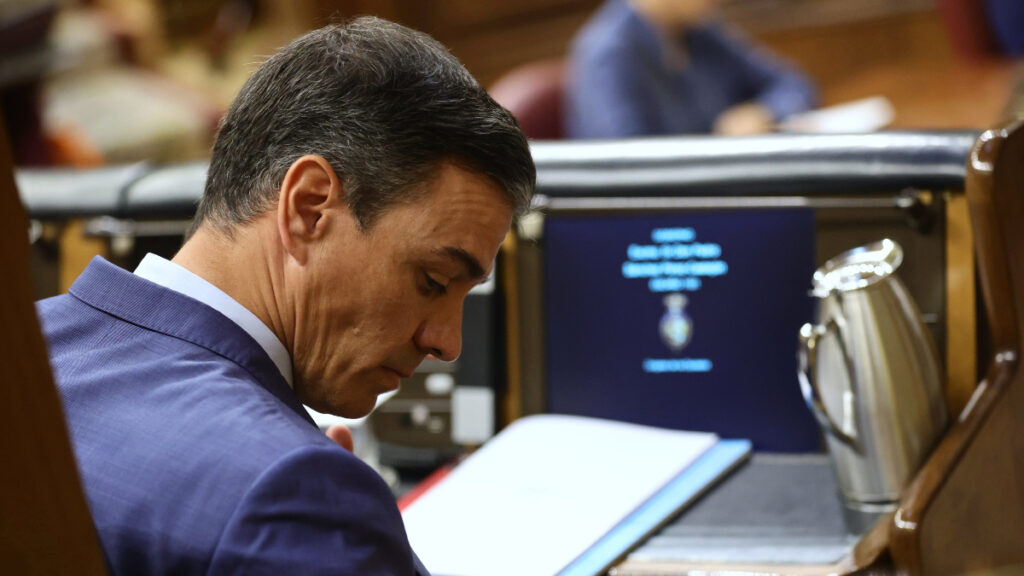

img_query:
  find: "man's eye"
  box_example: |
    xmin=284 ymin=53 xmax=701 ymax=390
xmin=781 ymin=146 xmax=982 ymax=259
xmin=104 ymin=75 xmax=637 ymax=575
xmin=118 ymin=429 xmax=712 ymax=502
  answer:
xmin=421 ymin=273 xmax=447 ymax=297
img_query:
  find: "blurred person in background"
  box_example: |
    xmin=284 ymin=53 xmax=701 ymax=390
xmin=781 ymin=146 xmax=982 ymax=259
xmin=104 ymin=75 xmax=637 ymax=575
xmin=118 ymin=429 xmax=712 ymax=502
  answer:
xmin=566 ymin=0 xmax=817 ymax=138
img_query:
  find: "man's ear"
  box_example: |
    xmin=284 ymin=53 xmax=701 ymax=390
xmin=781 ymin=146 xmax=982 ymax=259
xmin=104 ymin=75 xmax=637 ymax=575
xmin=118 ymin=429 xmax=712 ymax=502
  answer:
xmin=277 ymin=155 xmax=343 ymax=264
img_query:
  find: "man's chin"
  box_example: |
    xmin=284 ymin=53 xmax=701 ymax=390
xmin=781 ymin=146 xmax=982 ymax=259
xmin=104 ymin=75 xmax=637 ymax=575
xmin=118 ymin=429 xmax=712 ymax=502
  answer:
xmin=299 ymin=389 xmax=379 ymax=420
xmin=334 ymin=399 xmax=377 ymax=420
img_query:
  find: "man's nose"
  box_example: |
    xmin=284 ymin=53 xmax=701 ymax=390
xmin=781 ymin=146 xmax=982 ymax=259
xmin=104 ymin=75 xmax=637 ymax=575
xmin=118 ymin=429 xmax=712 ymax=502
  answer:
xmin=415 ymin=305 xmax=463 ymax=362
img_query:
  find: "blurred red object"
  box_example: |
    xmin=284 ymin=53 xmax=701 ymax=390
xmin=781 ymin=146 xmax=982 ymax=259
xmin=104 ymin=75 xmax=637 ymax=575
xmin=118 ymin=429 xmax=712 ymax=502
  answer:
xmin=488 ymin=59 xmax=567 ymax=140
xmin=937 ymin=0 xmax=1001 ymax=61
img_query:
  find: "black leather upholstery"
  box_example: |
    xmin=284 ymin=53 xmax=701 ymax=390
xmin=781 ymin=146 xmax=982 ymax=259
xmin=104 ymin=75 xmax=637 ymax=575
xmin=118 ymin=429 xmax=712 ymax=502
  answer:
xmin=532 ymin=131 xmax=978 ymax=196
xmin=16 ymin=131 xmax=979 ymax=219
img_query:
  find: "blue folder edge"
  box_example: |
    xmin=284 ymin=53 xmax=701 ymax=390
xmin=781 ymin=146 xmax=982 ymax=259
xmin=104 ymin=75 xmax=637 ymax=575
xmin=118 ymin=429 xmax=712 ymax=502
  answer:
xmin=557 ymin=439 xmax=754 ymax=576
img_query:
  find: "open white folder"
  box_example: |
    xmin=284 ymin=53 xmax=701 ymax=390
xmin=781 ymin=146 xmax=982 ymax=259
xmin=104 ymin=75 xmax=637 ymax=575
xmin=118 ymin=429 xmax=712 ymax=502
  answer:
xmin=401 ymin=414 xmax=751 ymax=576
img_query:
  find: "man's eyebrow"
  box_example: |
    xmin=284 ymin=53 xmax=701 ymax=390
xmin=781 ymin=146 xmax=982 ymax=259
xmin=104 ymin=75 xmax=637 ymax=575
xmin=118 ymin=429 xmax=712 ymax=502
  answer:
xmin=437 ymin=246 xmax=487 ymax=282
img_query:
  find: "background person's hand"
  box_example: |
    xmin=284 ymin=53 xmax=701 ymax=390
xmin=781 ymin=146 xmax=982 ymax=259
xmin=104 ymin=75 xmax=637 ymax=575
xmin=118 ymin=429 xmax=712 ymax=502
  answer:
xmin=712 ymin=102 xmax=774 ymax=135
xmin=326 ymin=424 xmax=355 ymax=453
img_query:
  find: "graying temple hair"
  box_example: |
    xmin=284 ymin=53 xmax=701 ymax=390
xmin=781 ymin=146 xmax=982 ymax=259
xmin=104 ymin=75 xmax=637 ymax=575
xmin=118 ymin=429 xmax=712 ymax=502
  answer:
xmin=193 ymin=16 xmax=535 ymax=236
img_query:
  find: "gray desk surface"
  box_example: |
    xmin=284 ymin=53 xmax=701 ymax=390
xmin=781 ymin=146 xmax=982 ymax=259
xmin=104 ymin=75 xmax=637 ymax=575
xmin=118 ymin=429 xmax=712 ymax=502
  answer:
xmin=624 ymin=453 xmax=861 ymax=567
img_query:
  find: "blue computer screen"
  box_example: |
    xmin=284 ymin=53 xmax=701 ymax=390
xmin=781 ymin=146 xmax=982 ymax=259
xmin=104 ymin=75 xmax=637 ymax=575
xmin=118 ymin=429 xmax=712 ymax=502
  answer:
xmin=544 ymin=209 xmax=821 ymax=452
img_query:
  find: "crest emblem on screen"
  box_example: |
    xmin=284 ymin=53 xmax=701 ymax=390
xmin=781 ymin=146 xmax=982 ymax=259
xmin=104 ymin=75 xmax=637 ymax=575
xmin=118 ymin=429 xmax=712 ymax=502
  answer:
xmin=660 ymin=293 xmax=693 ymax=352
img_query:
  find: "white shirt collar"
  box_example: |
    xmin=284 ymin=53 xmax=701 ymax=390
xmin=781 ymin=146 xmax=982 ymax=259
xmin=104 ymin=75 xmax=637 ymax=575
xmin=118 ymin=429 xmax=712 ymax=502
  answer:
xmin=134 ymin=253 xmax=294 ymax=389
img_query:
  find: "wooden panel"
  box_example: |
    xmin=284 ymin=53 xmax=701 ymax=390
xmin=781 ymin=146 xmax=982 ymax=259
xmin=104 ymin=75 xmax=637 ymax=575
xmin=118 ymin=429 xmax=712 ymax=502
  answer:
xmin=500 ymin=232 xmax=523 ymax=426
xmin=444 ymin=11 xmax=590 ymax=87
xmin=821 ymin=60 xmax=1013 ymax=130
xmin=753 ymin=10 xmax=954 ymax=90
xmin=0 ymin=122 xmax=106 ymax=572
xmin=919 ymin=393 xmax=1024 ymax=575
xmin=305 ymin=1 xmax=964 ymax=103
xmin=889 ymin=121 xmax=1024 ymax=575
xmin=452 ymin=3 xmax=956 ymax=90
xmin=428 ymin=0 xmax=592 ymax=32
xmin=724 ymin=0 xmax=934 ymax=34
xmin=59 ymin=220 xmax=108 ymax=294
xmin=310 ymin=0 xmax=406 ymax=25
xmin=944 ymin=193 xmax=976 ymax=416
xmin=307 ymin=0 xmax=596 ymax=86
xmin=514 ymin=217 xmax=548 ymax=418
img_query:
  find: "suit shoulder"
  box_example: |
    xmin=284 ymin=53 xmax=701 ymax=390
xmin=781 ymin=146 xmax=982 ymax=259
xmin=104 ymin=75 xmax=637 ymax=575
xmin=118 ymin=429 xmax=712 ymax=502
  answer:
xmin=256 ymin=443 xmax=397 ymax=506
xmin=210 ymin=443 xmax=417 ymax=574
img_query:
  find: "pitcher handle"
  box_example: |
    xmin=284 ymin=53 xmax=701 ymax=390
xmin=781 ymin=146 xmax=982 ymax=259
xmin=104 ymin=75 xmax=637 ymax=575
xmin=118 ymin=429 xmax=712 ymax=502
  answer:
xmin=798 ymin=320 xmax=858 ymax=448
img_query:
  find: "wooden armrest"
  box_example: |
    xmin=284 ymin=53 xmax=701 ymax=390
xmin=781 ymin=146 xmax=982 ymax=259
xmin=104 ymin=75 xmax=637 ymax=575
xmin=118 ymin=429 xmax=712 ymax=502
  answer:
xmin=889 ymin=120 xmax=1024 ymax=576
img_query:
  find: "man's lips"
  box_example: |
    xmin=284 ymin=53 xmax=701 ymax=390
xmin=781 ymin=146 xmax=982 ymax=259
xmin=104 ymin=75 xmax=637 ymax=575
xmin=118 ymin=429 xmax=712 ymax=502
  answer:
xmin=385 ymin=366 xmax=416 ymax=379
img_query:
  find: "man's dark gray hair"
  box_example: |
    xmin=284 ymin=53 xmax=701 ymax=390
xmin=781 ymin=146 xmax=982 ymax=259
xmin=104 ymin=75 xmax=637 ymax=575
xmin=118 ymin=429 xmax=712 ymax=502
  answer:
xmin=193 ymin=16 xmax=535 ymax=235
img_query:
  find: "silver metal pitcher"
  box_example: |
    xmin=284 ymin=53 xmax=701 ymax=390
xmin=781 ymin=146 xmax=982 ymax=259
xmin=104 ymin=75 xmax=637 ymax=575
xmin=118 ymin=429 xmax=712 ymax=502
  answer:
xmin=798 ymin=239 xmax=948 ymax=530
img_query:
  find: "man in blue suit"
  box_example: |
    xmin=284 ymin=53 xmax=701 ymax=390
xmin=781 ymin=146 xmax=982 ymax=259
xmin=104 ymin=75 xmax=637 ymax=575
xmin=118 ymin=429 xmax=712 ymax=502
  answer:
xmin=566 ymin=0 xmax=816 ymax=138
xmin=38 ymin=17 xmax=535 ymax=574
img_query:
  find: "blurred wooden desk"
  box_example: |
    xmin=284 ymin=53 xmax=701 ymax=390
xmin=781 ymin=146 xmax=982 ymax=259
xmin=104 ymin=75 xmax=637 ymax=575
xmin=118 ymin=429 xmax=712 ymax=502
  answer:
xmin=821 ymin=60 xmax=1018 ymax=130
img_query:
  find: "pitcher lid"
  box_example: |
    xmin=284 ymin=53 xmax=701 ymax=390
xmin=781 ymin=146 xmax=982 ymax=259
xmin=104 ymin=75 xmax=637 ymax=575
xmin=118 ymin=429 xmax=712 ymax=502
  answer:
xmin=812 ymin=239 xmax=903 ymax=295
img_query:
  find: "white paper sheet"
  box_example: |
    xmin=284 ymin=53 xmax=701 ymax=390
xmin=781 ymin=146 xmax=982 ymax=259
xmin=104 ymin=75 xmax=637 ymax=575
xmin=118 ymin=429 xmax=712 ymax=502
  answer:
xmin=777 ymin=96 xmax=895 ymax=133
xmin=401 ymin=414 xmax=717 ymax=576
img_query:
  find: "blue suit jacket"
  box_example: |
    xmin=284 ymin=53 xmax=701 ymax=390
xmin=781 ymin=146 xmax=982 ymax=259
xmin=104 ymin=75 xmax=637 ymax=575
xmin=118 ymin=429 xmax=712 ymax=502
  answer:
xmin=38 ymin=258 xmax=429 ymax=575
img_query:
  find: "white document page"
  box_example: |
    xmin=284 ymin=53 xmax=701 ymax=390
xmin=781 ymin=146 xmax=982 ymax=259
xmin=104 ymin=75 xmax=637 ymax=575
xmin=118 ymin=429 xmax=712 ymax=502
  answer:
xmin=777 ymin=96 xmax=895 ymax=133
xmin=401 ymin=414 xmax=717 ymax=576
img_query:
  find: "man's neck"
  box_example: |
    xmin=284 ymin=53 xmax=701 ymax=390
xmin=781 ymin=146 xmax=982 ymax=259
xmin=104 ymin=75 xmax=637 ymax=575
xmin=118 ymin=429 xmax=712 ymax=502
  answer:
xmin=173 ymin=220 xmax=292 ymax=351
